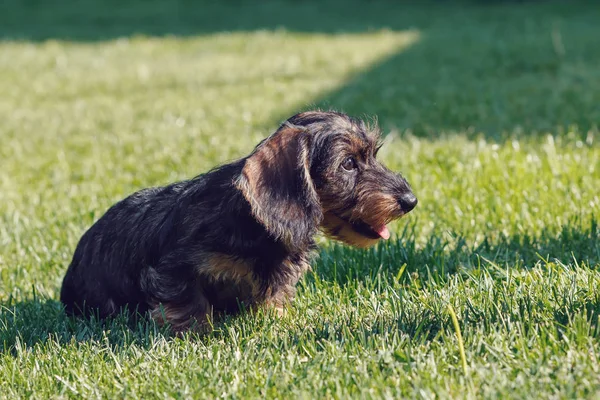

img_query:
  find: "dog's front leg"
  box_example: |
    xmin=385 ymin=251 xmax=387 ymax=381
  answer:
xmin=255 ymin=257 xmax=311 ymax=317
xmin=258 ymin=285 xmax=296 ymax=317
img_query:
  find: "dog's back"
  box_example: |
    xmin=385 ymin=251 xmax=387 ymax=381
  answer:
xmin=60 ymin=184 xmax=186 ymax=318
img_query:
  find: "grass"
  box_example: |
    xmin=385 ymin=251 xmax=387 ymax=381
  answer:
xmin=1 ymin=0 xmax=600 ymax=398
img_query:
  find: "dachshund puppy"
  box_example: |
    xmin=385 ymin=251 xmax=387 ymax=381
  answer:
xmin=60 ymin=111 xmax=418 ymax=332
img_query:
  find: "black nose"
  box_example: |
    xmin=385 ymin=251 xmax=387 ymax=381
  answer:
xmin=398 ymin=192 xmax=418 ymax=212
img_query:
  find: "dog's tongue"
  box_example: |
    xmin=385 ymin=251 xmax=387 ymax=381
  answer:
xmin=373 ymin=224 xmax=390 ymax=240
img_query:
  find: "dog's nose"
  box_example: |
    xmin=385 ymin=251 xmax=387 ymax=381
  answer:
xmin=398 ymin=192 xmax=418 ymax=212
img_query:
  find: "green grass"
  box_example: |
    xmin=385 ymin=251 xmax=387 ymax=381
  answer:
xmin=1 ymin=0 xmax=600 ymax=398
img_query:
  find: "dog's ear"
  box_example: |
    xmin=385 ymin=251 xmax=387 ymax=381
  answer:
xmin=236 ymin=125 xmax=322 ymax=248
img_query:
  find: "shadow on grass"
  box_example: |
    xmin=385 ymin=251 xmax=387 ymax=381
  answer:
xmin=0 ymin=297 xmax=171 ymax=354
xmin=2 ymin=218 xmax=597 ymax=353
xmin=1 ymin=1 xmax=599 ymax=139
xmin=315 ymin=216 xmax=599 ymax=285
xmin=305 ymin=217 xmax=600 ymax=342
xmin=291 ymin=288 xmax=600 ymax=348
xmin=0 ymin=0 xmax=423 ymax=40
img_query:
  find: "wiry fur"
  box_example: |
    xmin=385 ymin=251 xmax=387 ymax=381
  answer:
xmin=60 ymin=111 xmax=417 ymax=332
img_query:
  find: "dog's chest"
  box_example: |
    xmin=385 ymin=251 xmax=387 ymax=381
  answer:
xmin=200 ymin=278 xmax=255 ymax=314
xmin=196 ymin=254 xmax=258 ymax=313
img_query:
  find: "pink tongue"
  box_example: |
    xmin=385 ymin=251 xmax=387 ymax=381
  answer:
xmin=373 ymin=224 xmax=390 ymax=240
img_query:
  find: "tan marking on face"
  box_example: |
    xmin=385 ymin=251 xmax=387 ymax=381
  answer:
xmin=320 ymin=212 xmax=380 ymax=248
xmin=351 ymin=193 xmax=403 ymax=229
xmin=346 ymin=134 xmax=370 ymax=160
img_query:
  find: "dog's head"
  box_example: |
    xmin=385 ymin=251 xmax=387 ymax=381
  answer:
xmin=236 ymin=111 xmax=417 ymax=249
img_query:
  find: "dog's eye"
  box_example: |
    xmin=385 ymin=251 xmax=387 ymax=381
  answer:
xmin=341 ymin=156 xmax=357 ymax=171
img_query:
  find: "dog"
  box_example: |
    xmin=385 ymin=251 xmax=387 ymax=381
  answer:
xmin=60 ymin=111 xmax=417 ymax=332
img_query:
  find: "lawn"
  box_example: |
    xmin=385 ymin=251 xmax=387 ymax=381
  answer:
xmin=1 ymin=0 xmax=600 ymax=398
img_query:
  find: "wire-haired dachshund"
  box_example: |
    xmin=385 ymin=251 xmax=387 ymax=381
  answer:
xmin=60 ymin=111 xmax=418 ymax=332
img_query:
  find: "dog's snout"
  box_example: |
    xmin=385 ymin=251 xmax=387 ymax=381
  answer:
xmin=398 ymin=192 xmax=418 ymax=212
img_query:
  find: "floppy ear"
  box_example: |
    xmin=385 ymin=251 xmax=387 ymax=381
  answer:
xmin=236 ymin=125 xmax=322 ymax=248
